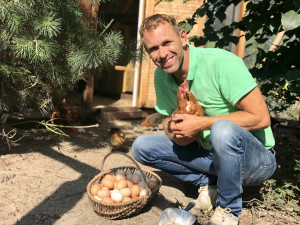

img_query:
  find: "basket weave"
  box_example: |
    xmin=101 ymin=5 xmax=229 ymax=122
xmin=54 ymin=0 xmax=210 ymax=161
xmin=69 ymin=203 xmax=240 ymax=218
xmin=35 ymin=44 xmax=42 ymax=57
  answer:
xmin=87 ymin=151 xmax=162 ymax=219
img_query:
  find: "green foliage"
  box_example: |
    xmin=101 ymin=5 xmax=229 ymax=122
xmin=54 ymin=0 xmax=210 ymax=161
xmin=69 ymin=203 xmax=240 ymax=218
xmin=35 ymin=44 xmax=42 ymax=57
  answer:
xmin=180 ymin=0 xmax=300 ymax=112
xmin=0 ymin=0 xmax=124 ymax=114
xmin=260 ymin=179 xmax=300 ymax=215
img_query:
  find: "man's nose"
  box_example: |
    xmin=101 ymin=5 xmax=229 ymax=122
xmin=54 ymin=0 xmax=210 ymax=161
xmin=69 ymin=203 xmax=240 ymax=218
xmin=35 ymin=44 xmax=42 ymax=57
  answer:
xmin=158 ymin=47 xmax=167 ymax=59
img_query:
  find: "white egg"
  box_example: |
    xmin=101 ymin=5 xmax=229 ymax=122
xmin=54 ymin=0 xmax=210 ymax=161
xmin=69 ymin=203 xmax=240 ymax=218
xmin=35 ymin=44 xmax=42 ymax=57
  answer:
xmin=93 ymin=195 xmax=102 ymax=201
xmin=111 ymin=191 xmax=123 ymax=203
xmin=139 ymin=188 xmax=150 ymax=197
xmin=126 ymin=173 xmax=132 ymax=180
xmin=138 ymin=180 xmax=146 ymax=189
xmin=134 ymin=170 xmax=142 ymax=177
xmin=116 ymin=169 xmax=125 ymax=175
xmin=125 ymin=169 xmax=132 ymax=176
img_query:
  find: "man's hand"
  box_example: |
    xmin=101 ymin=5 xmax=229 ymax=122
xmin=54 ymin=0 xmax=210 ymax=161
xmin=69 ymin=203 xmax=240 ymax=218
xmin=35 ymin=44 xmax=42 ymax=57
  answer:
xmin=163 ymin=114 xmax=201 ymax=146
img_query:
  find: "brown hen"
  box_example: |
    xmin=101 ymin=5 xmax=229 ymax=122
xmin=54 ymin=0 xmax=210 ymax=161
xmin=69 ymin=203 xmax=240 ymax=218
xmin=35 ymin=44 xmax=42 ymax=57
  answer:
xmin=172 ymin=79 xmax=204 ymax=117
xmin=171 ymin=79 xmax=205 ymax=147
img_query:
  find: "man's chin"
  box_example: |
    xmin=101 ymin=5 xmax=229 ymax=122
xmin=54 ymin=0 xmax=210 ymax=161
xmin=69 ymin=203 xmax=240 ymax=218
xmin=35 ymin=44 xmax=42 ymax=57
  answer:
xmin=162 ymin=66 xmax=177 ymax=74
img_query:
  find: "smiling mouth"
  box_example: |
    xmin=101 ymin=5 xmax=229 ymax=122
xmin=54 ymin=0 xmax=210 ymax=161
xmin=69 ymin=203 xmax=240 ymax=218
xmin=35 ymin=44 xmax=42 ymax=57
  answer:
xmin=161 ymin=56 xmax=174 ymax=68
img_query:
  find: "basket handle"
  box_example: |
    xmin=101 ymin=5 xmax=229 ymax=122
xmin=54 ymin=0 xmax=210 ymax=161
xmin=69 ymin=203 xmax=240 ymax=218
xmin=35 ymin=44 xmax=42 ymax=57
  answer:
xmin=100 ymin=151 xmax=149 ymax=196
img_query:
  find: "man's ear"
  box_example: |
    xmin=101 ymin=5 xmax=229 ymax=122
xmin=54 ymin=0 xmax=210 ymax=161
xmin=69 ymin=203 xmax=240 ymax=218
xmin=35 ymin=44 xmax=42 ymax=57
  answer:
xmin=180 ymin=29 xmax=188 ymax=46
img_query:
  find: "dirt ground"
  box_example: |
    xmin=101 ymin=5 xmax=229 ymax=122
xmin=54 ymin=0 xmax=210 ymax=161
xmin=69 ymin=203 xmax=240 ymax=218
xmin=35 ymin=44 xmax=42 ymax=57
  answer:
xmin=0 ymin=102 xmax=299 ymax=225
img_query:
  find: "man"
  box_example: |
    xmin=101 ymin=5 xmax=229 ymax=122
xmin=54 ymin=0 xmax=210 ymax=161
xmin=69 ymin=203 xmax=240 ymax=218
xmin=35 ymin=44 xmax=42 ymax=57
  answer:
xmin=132 ymin=14 xmax=276 ymax=225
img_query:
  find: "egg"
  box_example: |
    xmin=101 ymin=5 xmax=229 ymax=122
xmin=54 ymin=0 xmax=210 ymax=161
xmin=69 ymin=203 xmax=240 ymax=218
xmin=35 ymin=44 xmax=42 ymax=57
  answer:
xmin=126 ymin=173 xmax=132 ymax=180
xmin=130 ymin=184 xmax=141 ymax=197
xmin=116 ymin=169 xmax=125 ymax=175
xmin=134 ymin=170 xmax=142 ymax=177
xmin=138 ymin=180 xmax=146 ymax=189
xmin=131 ymin=173 xmax=141 ymax=184
xmin=113 ymin=181 xmax=118 ymax=189
xmin=116 ymin=179 xmax=128 ymax=190
xmin=101 ymin=178 xmax=114 ymax=189
xmin=125 ymin=169 xmax=132 ymax=176
xmin=104 ymin=174 xmax=115 ymax=181
xmin=131 ymin=196 xmax=139 ymax=200
xmin=115 ymin=173 xmax=126 ymax=181
xmin=139 ymin=188 xmax=148 ymax=197
xmin=93 ymin=195 xmax=102 ymax=201
xmin=147 ymin=180 xmax=158 ymax=190
xmin=101 ymin=196 xmax=114 ymax=204
xmin=122 ymin=196 xmax=132 ymax=203
xmin=127 ymin=180 xmax=133 ymax=188
xmin=119 ymin=187 xmax=131 ymax=197
xmin=111 ymin=191 xmax=123 ymax=203
xmin=90 ymin=183 xmax=102 ymax=196
xmin=97 ymin=188 xmax=110 ymax=198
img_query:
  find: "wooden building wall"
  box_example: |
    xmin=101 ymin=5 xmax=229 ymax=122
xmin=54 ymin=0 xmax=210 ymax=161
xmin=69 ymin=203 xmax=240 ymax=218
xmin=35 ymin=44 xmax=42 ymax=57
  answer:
xmin=138 ymin=0 xmax=205 ymax=108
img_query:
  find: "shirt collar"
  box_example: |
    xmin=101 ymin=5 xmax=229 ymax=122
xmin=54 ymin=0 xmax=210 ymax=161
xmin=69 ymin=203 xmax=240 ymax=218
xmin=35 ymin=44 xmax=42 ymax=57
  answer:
xmin=186 ymin=43 xmax=197 ymax=82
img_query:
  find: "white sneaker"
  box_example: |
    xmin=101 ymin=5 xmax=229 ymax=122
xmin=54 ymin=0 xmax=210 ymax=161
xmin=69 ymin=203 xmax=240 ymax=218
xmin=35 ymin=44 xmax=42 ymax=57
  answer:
xmin=193 ymin=185 xmax=218 ymax=212
xmin=207 ymin=206 xmax=238 ymax=225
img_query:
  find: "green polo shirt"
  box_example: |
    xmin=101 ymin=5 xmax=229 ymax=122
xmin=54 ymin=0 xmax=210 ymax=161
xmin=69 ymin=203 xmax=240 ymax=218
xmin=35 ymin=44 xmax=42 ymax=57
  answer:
xmin=154 ymin=44 xmax=275 ymax=150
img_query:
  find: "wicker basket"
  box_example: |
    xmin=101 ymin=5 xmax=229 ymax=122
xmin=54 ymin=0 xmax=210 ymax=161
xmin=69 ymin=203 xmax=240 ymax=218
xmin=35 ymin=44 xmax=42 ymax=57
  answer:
xmin=87 ymin=151 xmax=162 ymax=219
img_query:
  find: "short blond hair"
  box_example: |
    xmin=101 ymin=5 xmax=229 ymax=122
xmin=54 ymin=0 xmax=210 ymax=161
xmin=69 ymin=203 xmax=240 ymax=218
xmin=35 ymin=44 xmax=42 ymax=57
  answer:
xmin=139 ymin=14 xmax=181 ymax=47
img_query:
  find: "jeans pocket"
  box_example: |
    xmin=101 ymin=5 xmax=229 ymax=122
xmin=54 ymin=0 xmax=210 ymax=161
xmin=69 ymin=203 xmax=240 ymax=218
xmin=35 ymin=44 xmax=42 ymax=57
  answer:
xmin=243 ymin=161 xmax=277 ymax=186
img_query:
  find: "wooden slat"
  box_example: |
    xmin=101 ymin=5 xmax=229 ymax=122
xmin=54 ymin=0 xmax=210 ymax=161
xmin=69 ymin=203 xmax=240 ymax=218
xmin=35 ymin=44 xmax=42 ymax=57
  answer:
xmin=235 ymin=0 xmax=247 ymax=58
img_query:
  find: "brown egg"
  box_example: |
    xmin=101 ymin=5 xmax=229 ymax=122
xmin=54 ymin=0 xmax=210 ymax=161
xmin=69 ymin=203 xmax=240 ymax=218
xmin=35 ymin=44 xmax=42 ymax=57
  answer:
xmin=101 ymin=196 xmax=114 ymax=204
xmin=115 ymin=173 xmax=126 ymax=181
xmin=119 ymin=187 xmax=131 ymax=197
xmin=127 ymin=180 xmax=133 ymax=188
xmin=147 ymin=180 xmax=158 ymax=190
xmin=97 ymin=188 xmax=110 ymax=198
xmin=101 ymin=178 xmax=114 ymax=189
xmin=113 ymin=181 xmax=118 ymax=189
xmin=116 ymin=179 xmax=128 ymax=190
xmin=122 ymin=196 xmax=132 ymax=203
xmin=131 ymin=184 xmax=141 ymax=197
xmin=104 ymin=174 xmax=115 ymax=181
xmin=90 ymin=183 xmax=102 ymax=196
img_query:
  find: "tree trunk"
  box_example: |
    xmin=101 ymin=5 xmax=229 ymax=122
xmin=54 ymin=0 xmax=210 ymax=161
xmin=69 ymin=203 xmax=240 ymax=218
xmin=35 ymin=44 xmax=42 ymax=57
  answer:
xmin=79 ymin=0 xmax=99 ymax=109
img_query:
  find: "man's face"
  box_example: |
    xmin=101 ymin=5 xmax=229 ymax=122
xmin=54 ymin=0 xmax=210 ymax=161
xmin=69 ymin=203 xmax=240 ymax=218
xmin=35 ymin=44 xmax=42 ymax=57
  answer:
xmin=143 ymin=22 xmax=187 ymax=75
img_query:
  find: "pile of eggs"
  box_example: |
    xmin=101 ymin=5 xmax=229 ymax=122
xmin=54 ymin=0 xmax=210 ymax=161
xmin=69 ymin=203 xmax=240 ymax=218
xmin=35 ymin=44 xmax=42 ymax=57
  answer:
xmin=90 ymin=169 xmax=158 ymax=204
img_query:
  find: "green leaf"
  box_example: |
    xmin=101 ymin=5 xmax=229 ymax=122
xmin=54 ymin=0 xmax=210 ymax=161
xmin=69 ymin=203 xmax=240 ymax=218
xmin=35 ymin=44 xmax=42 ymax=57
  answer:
xmin=285 ymin=70 xmax=300 ymax=82
xmin=178 ymin=21 xmax=193 ymax=33
xmin=281 ymin=10 xmax=300 ymax=31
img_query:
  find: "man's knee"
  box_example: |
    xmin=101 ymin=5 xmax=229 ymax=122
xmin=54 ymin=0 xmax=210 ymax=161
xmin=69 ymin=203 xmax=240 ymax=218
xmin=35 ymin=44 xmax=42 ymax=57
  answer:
xmin=210 ymin=120 xmax=237 ymax=144
xmin=132 ymin=136 xmax=146 ymax=162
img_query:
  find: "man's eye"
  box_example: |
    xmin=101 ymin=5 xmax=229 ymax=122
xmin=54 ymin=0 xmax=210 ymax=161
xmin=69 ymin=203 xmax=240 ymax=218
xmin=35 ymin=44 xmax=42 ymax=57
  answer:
xmin=149 ymin=47 xmax=158 ymax=53
xmin=164 ymin=41 xmax=171 ymax=46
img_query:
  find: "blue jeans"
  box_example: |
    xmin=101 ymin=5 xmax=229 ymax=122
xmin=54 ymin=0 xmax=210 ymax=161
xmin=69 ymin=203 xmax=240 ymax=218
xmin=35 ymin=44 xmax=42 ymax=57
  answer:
xmin=131 ymin=120 xmax=277 ymax=215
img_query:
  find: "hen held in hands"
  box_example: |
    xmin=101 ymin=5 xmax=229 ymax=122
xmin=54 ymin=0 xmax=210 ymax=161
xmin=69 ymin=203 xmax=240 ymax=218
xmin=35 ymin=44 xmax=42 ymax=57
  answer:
xmin=172 ymin=79 xmax=204 ymax=117
xmin=170 ymin=79 xmax=205 ymax=147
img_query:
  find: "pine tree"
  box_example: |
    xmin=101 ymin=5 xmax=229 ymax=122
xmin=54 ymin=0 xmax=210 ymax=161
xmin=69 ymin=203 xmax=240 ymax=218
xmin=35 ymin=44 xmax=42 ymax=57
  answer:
xmin=0 ymin=0 xmax=124 ymax=114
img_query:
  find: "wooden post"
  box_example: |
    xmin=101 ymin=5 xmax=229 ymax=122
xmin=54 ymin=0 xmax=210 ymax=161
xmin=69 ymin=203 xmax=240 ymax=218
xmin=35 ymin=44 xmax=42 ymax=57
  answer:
xmin=235 ymin=0 xmax=247 ymax=59
xmin=79 ymin=0 xmax=99 ymax=109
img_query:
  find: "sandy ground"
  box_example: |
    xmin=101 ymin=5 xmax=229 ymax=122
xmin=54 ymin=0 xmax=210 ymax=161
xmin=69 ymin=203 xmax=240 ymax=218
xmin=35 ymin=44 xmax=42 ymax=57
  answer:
xmin=0 ymin=95 xmax=299 ymax=225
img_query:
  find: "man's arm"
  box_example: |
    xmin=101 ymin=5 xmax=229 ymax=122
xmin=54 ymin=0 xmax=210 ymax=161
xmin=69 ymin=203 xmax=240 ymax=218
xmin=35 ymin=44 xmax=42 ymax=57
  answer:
xmin=170 ymin=87 xmax=271 ymax=143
